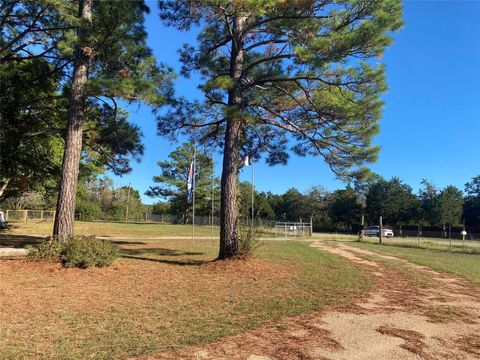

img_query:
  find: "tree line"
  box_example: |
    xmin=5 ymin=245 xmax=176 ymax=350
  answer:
xmin=147 ymin=144 xmax=480 ymax=229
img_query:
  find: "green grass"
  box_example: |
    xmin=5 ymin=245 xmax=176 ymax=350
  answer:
xmin=0 ymin=238 xmax=372 ymax=360
xmin=348 ymin=241 xmax=480 ymax=284
xmin=5 ymin=220 xmax=219 ymax=238
xmin=359 ymin=235 xmax=480 ymax=254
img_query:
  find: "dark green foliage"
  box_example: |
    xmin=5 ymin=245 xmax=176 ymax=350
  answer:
xmin=0 ymin=0 xmax=173 ymax=204
xmin=0 ymin=59 xmax=64 ymax=201
xmin=329 ymin=187 xmax=363 ymax=230
xmin=464 ymin=176 xmax=480 ymax=226
xmin=436 ymin=186 xmax=463 ymax=226
xmin=61 ymin=237 xmax=119 ymax=268
xmin=365 ymin=177 xmax=419 ymax=225
xmin=238 ymin=182 xmax=275 ymax=220
xmin=28 ymin=236 xmax=119 ymax=268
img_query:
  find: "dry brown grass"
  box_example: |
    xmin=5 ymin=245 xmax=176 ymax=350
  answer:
xmin=376 ymin=325 xmax=434 ymax=360
xmin=0 ymin=238 xmax=371 ymax=360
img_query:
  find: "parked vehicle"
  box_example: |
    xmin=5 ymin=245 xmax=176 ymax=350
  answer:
xmin=364 ymin=226 xmax=394 ymax=237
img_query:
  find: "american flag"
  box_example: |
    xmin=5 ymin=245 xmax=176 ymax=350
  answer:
xmin=187 ymin=155 xmax=195 ymax=203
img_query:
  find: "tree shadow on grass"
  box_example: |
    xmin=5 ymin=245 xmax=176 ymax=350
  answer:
xmin=0 ymin=233 xmax=46 ymax=248
xmin=120 ymin=247 xmax=207 ymax=266
xmin=121 ymin=254 xmax=207 ymax=266
xmin=111 ymin=240 xmax=147 ymax=245
xmin=120 ymin=247 xmax=204 ymax=257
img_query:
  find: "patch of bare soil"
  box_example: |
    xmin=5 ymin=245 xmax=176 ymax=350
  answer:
xmin=140 ymin=241 xmax=480 ymax=360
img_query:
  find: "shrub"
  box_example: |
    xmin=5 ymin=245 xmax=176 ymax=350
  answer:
xmin=75 ymin=200 xmax=102 ymax=221
xmin=237 ymin=225 xmax=261 ymax=257
xmin=28 ymin=236 xmax=119 ymax=268
xmin=27 ymin=237 xmax=63 ymax=261
xmin=61 ymin=237 xmax=119 ymax=268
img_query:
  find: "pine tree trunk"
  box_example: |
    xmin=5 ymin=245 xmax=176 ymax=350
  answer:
xmin=53 ymin=0 xmax=93 ymax=240
xmin=218 ymin=15 xmax=246 ymax=259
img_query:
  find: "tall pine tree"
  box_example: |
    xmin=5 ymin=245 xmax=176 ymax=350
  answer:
xmin=50 ymin=0 xmax=173 ymax=240
xmin=157 ymin=0 xmax=402 ymax=258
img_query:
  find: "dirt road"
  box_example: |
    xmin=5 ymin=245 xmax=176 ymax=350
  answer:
xmin=139 ymin=241 xmax=480 ymax=360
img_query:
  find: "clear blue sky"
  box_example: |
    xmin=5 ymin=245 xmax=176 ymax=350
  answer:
xmin=110 ymin=0 xmax=480 ymax=204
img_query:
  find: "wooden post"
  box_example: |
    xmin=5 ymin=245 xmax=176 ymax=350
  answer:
xmin=23 ymin=210 xmax=28 ymax=224
xmin=5 ymin=210 xmax=8 ymax=221
xmin=379 ymin=216 xmax=383 ymax=244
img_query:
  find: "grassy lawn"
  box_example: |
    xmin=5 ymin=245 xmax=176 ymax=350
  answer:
xmin=4 ymin=220 xmax=218 ymax=239
xmin=360 ymin=235 xmax=480 ymax=254
xmin=0 ymin=238 xmax=372 ymax=360
xmin=347 ymin=241 xmax=480 ymax=284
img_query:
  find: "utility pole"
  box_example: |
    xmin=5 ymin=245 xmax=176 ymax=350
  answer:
xmin=192 ymin=146 xmax=196 ymax=245
xmin=251 ymin=157 xmax=254 ymax=228
xmin=125 ymin=183 xmax=131 ymax=223
xmin=211 ymin=152 xmax=215 ymax=241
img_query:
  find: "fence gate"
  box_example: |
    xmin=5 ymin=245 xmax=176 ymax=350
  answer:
xmin=275 ymin=220 xmax=312 ymax=238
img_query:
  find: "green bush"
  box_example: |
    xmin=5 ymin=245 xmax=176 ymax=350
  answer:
xmin=28 ymin=236 xmax=119 ymax=268
xmin=237 ymin=225 xmax=261 ymax=257
xmin=27 ymin=237 xmax=63 ymax=261
xmin=75 ymin=200 xmax=102 ymax=221
xmin=61 ymin=237 xmax=119 ymax=268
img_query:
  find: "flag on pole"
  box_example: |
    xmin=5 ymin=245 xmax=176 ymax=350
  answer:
xmin=239 ymin=155 xmax=252 ymax=168
xmin=187 ymin=155 xmax=195 ymax=203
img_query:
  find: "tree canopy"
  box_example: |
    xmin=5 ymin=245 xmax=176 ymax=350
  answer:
xmin=157 ymin=0 xmax=403 ymax=258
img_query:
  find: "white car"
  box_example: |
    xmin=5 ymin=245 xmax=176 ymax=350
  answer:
xmin=364 ymin=226 xmax=394 ymax=238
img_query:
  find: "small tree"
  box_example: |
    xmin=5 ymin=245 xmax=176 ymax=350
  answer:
xmin=157 ymin=0 xmax=403 ymax=259
xmin=146 ymin=143 xmax=218 ymax=222
xmin=436 ymin=185 xmax=463 ymax=227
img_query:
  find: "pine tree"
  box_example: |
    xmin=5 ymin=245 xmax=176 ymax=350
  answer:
xmin=146 ymin=143 xmax=217 ymax=223
xmin=50 ymin=0 xmax=172 ymax=240
xmin=161 ymin=1 xmax=402 ymax=257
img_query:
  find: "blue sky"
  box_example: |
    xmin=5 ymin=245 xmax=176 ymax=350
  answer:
xmin=110 ymin=0 xmax=480 ymax=204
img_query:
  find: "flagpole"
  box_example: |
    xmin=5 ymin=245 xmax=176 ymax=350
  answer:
xmin=192 ymin=145 xmax=196 ymax=245
xmin=251 ymin=157 xmax=254 ymax=228
xmin=211 ymin=151 xmax=214 ymax=241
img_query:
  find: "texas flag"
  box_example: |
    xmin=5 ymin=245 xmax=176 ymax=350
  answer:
xmin=239 ymin=155 xmax=252 ymax=168
xmin=187 ymin=155 xmax=195 ymax=203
